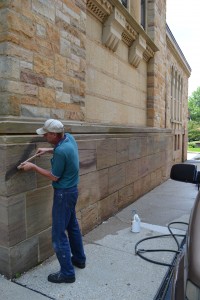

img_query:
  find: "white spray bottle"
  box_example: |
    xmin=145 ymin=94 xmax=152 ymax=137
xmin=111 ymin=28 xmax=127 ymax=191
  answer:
xmin=131 ymin=210 xmax=141 ymax=233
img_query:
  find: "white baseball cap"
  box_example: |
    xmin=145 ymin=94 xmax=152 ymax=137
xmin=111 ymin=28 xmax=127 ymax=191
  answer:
xmin=36 ymin=119 xmax=64 ymax=135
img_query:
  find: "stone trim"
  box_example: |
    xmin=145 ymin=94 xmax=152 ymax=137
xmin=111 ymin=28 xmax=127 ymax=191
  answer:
xmin=143 ymin=44 xmax=154 ymax=62
xmin=86 ymin=0 xmax=158 ymax=65
xmin=166 ymin=25 xmax=191 ymax=77
xmin=129 ymin=34 xmax=146 ymax=67
xmin=121 ymin=22 xmax=137 ymax=46
xmin=0 ymin=119 xmax=172 ymax=135
xmin=102 ymin=7 xmax=126 ymax=51
xmin=86 ymin=0 xmax=113 ymax=22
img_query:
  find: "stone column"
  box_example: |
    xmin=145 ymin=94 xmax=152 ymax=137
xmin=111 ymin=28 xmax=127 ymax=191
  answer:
xmin=146 ymin=0 xmax=167 ymax=128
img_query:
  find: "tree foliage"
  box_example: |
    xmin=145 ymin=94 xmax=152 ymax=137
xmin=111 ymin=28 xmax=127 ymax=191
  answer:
xmin=188 ymin=87 xmax=200 ymax=121
xmin=188 ymin=87 xmax=200 ymax=141
xmin=188 ymin=121 xmax=200 ymax=141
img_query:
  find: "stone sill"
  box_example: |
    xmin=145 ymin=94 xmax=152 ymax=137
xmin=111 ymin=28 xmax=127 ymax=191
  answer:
xmin=0 ymin=119 xmax=172 ymax=136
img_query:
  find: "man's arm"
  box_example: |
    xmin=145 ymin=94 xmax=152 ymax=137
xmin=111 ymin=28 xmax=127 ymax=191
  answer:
xmin=19 ymin=162 xmax=59 ymax=182
xmin=36 ymin=148 xmax=54 ymax=155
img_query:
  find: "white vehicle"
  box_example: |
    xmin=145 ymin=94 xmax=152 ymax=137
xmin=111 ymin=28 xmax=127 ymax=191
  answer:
xmin=161 ymin=164 xmax=200 ymax=299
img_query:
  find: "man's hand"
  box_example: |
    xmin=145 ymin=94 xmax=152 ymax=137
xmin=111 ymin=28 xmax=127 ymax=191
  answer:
xmin=18 ymin=162 xmax=36 ymax=171
xmin=36 ymin=148 xmax=53 ymax=155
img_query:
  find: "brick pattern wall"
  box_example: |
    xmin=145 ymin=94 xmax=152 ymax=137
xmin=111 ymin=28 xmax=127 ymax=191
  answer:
xmin=0 ymin=0 xmax=86 ymax=121
xmin=0 ymin=130 xmax=172 ymax=278
xmin=0 ymin=0 xmax=188 ymax=279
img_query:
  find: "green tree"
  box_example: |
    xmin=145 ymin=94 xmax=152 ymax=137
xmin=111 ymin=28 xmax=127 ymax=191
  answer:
xmin=188 ymin=120 xmax=200 ymax=141
xmin=188 ymin=87 xmax=200 ymax=141
xmin=188 ymin=87 xmax=200 ymax=121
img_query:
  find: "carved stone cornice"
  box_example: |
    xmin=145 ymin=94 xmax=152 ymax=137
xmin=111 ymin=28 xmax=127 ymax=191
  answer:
xmin=143 ymin=44 xmax=155 ymax=62
xmin=86 ymin=0 xmax=159 ymax=65
xmin=129 ymin=34 xmax=146 ymax=67
xmin=102 ymin=7 xmax=126 ymax=51
xmin=86 ymin=0 xmax=113 ymax=22
xmin=122 ymin=22 xmax=137 ymax=46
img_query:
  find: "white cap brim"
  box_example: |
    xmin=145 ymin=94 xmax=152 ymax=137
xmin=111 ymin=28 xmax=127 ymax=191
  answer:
xmin=36 ymin=127 xmax=46 ymax=135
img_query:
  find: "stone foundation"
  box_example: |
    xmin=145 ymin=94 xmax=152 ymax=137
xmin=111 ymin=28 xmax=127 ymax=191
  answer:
xmin=0 ymin=123 xmax=172 ymax=278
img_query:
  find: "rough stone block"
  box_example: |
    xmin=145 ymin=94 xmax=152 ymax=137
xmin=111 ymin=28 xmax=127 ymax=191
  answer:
xmin=56 ymin=9 xmax=70 ymax=25
xmin=7 ymin=195 xmax=26 ymax=247
xmin=55 ymin=54 xmax=66 ymax=77
xmin=0 ymin=246 xmax=9 ymax=278
xmin=4 ymin=42 xmax=33 ymax=62
xmin=0 ymin=203 xmax=8 ymax=246
xmin=126 ymin=159 xmax=139 ymax=185
xmin=0 ymin=56 xmax=20 ymax=79
xmin=7 ymin=10 xmax=36 ymax=38
xmin=81 ymin=203 xmax=99 ymax=234
xmin=38 ymin=228 xmax=54 ymax=262
xmin=147 ymin=135 xmax=155 ymax=155
xmin=56 ymin=91 xmax=71 ymax=103
xmin=34 ymin=54 xmax=54 ymax=77
xmin=35 ymin=155 xmax=51 ymax=188
xmin=4 ymin=144 xmax=37 ymax=196
xmin=129 ymin=137 xmax=147 ymax=160
xmin=77 ymin=169 xmax=109 ymax=210
xmin=138 ymin=156 xmax=149 ymax=177
xmin=148 ymin=153 xmax=157 ymax=172
xmin=78 ymin=140 xmax=97 ymax=175
xmin=10 ymin=237 xmax=38 ymax=278
xmin=0 ymin=93 xmax=20 ymax=116
xmin=96 ymin=139 xmax=116 ymax=170
xmin=141 ymin=174 xmax=151 ymax=194
xmin=32 ymin=0 xmax=55 ymax=22
xmin=118 ymin=183 xmax=134 ymax=210
xmin=116 ymin=138 xmax=129 ymax=164
xmin=38 ymin=87 xmax=56 ymax=107
xmin=60 ymin=37 xmax=71 ymax=58
xmin=108 ymin=163 xmax=126 ymax=194
xmin=133 ymin=179 xmax=142 ymax=200
xmin=21 ymin=105 xmax=50 ymax=118
xmin=20 ymin=70 xmax=45 ymax=86
xmin=26 ymin=186 xmax=53 ymax=238
xmin=98 ymin=192 xmax=118 ymax=222
xmin=46 ymin=78 xmax=63 ymax=90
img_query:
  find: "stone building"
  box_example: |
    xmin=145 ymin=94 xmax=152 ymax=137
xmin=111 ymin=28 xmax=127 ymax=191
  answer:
xmin=0 ymin=0 xmax=191 ymax=278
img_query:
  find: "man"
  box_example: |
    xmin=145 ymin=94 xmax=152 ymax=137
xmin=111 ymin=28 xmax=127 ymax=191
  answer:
xmin=19 ymin=119 xmax=86 ymax=284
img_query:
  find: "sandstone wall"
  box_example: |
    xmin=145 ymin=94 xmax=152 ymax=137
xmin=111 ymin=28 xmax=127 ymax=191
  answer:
xmin=86 ymin=13 xmax=147 ymax=126
xmin=0 ymin=0 xmax=86 ymax=121
xmin=0 ymin=127 xmax=172 ymax=278
xmin=0 ymin=0 xmax=190 ymax=278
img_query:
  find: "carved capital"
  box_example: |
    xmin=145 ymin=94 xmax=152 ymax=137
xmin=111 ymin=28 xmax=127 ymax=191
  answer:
xmin=129 ymin=34 xmax=146 ymax=67
xmin=102 ymin=7 xmax=126 ymax=51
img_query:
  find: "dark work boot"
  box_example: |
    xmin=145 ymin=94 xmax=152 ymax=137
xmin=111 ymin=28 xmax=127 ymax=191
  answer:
xmin=48 ymin=271 xmax=75 ymax=283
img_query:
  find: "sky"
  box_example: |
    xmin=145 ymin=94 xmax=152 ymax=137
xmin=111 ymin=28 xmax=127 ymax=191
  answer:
xmin=166 ymin=0 xmax=200 ymax=96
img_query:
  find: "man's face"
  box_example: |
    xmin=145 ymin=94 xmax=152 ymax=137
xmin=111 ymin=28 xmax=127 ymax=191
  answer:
xmin=43 ymin=132 xmax=58 ymax=144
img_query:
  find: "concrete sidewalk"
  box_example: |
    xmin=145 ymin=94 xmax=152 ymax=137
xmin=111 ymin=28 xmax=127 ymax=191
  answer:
xmin=1 ymin=158 xmax=199 ymax=300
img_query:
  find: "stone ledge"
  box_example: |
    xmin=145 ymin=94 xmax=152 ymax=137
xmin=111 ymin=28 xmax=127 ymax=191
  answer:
xmin=0 ymin=119 xmax=172 ymax=136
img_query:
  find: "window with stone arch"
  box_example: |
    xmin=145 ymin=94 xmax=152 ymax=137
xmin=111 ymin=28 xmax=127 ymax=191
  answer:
xmin=170 ymin=66 xmax=183 ymax=151
xmin=170 ymin=66 xmax=183 ymax=123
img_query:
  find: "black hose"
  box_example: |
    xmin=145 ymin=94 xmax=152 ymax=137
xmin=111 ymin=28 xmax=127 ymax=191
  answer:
xmin=135 ymin=221 xmax=188 ymax=267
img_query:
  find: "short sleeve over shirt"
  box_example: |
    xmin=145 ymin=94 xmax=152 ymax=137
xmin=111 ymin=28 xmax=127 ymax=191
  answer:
xmin=51 ymin=133 xmax=79 ymax=189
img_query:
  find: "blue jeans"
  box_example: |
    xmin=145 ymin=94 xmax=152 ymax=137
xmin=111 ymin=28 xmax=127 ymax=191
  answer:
xmin=52 ymin=186 xmax=86 ymax=278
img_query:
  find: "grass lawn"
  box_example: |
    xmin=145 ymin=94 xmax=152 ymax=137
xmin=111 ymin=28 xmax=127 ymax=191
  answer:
xmin=188 ymin=147 xmax=200 ymax=152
